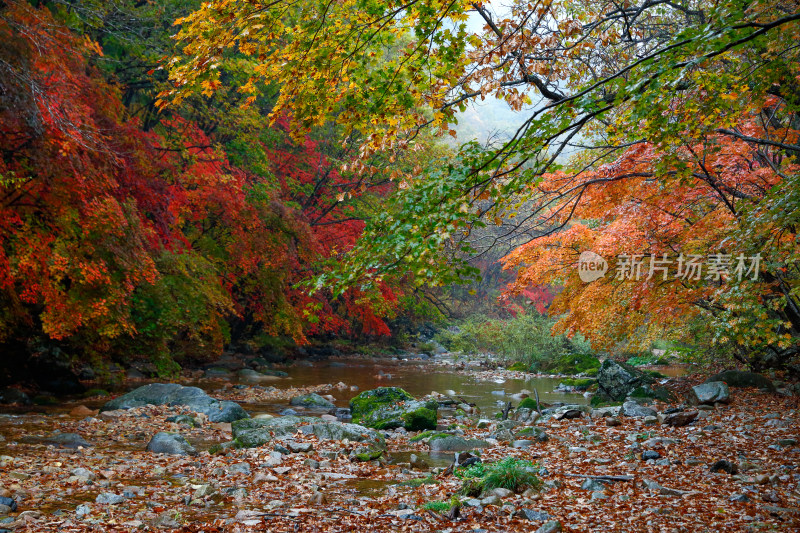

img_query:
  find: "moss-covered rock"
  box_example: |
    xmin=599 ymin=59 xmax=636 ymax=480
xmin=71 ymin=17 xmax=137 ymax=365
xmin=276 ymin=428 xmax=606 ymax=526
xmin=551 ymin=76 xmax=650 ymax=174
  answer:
xmin=350 ymin=387 xmax=414 ymax=417
xmin=289 ymin=393 xmax=335 ymax=409
xmin=401 ymin=406 xmax=437 ymax=430
xmin=628 ymin=385 xmax=673 ymax=402
xmin=349 ymin=387 xmax=438 ymax=431
xmin=517 ymin=397 xmax=538 ymax=410
xmin=559 ymin=378 xmax=596 ymax=390
xmin=352 ymin=448 xmax=383 ymax=462
xmin=590 ymin=394 xmax=622 ymax=408
xmin=507 ymin=362 xmax=529 ymax=372
xmin=514 ymin=426 xmax=549 ymax=442
xmin=551 ymin=353 xmax=601 ymax=374
xmin=596 ymin=359 xmax=655 ymax=402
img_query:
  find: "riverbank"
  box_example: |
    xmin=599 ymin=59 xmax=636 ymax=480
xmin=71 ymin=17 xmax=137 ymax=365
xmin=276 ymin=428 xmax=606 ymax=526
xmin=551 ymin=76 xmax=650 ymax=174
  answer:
xmin=0 ymin=355 xmax=797 ymax=531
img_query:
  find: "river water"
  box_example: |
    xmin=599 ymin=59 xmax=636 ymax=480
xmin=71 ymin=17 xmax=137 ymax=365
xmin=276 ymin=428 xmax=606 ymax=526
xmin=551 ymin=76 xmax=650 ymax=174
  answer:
xmin=229 ymin=358 xmax=590 ymax=416
xmin=0 ymin=357 xmax=688 ymax=418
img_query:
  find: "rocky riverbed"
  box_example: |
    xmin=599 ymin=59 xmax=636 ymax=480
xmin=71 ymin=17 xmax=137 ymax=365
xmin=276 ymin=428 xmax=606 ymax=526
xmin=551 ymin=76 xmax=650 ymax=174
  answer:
xmin=0 ymin=357 xmax=797 ymax=532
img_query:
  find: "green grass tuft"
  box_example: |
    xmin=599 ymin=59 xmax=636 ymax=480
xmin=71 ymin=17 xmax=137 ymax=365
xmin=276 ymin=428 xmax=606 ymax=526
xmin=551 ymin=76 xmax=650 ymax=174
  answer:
xmin=456 ymin=457 xmax=541 ymax=495
xmin=421 ymin=500 xmax=450 ymax=512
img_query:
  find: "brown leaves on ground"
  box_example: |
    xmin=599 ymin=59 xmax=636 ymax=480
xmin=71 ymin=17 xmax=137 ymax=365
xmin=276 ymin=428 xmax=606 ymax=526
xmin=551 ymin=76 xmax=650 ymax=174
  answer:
xmin=0 ymin=377 xmax=797 ymax=532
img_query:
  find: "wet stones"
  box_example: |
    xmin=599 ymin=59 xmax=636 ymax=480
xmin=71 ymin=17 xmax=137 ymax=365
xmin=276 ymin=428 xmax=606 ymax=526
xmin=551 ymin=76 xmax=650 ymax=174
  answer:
xmin=619 ymin=401 xmax=657 ymax=418
xmin=101 ymin=383 xmax=249 ymax=423
xmin=690 ymin=382 xmax=730 ymax=405
xmin=45 ymin=432 xmax=92 ymax=449
xmin=95 ymin=493 xmax=126 ymax=505
xmin=427 ymin=435 xmax=491 ymax=452
xmin=289 ymin=393 xmax=335 ymax=409
xmin=663 ymin=410 xmax=698 ymax=427
xmin=145 ymin=432 xmax=196 ymax=456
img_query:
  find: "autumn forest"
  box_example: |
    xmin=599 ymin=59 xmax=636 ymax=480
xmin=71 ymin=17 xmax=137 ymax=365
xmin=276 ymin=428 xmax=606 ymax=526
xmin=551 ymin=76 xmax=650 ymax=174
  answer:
xmin=0 ymin=0 xmax=799 ymax=531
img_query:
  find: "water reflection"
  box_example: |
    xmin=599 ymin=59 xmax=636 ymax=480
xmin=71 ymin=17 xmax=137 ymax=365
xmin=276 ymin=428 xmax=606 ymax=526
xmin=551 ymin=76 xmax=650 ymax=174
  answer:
xmin=241 ymin=359 xmax=589 ymax=414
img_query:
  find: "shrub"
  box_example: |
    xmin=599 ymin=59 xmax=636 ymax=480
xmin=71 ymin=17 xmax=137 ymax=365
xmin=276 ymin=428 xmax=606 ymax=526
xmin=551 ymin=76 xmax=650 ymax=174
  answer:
xmin=435 ymin=313 xmax=598 ymax=373
xmin=626 ymin=354 xmax=671 ymax=366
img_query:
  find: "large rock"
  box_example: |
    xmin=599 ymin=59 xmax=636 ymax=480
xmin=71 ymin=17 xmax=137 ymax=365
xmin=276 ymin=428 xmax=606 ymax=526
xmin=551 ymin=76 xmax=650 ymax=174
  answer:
xmin=596 ymin=360 xmax=655 ymax=401
xmin=289 ymin=393 xmax=335 ymax=409
xmin=349 ymin=387 xmax=437 ymax=431
xmin=691 ymin=381 xmax=730 ymax=405
xmin=146 ymin=432 xmax=196 ymax=455
xmin=231 ymin=416 xmax=385 ymax=453
xmin=513 ymin=407 xmax=540 ymax=424
xmin=663 ymin=410 xmax=698 ymax=427
xmin=620 ymin=401 xmax=657 ymax=418
xmin=45 ymin=432 xmax=92 ymax=449
xmin=0 ymin=388 xmax=31 ymax=405
xmin=299 ymin=422 xmax=385 ymax=451
xmin=101 ymin=383 xmax=249 ymax=423
xmin=706 ymin=370 xmax=775 ymax=391
xmin=232 ymin=416 xmax=318 ymax=447
xmin=514 ymin=426 xmax=549 ymax=442
xmin=428 ymin=435 xmax=490 ymax=452
xmin=238 ymin=368 xmax=282 ymax=382
xmin=232 ymin=416 xmax=384 ymax=462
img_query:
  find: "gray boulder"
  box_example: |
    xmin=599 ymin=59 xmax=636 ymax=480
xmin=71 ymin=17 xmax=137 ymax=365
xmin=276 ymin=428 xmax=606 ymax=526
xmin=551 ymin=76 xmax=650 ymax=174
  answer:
xmin=428 ymin=435 xmax=490 ymax=452
xmin=289 ymin=393 xmax=335 ymax=409
xmin=101 ymin=383 xmax=249 ymax=423
xmin=95 ymin=493 xmax=125 ymax=505
xmin=620 ymin=401 xmax=657 ymax=418
xmin=298 ymin=422 xmax=383 ymax=446
xmin=0 ymin=388 xmax=31 ymax=405
xmin=238 ymin=368 xmax=282 ymax=382
xmin=231 ymin=416 xmax=385 ymax=457
xmin=45 ymin=432 xmax=92 ymax=449
xmin=146 ymin=432 xmax=196 ymax=455
xmin=513 ymin=407 xmax=540 ymax=424
xmin=706 ymin=370 xmax=775 ymax=391
xmin=517 ymin=508 xmax=551 ymax=522
xmin=514 ymin=426 xmax=549 ymax=442
xmin=691 ymin=382 xmax=730 ymax=405
xmin=536 ymin=521 xmax=563 ymax=533
xmin=232 ymin=416 xmax=318 ymax=447
xmin=596 ymin=360 xmax=655 ymax=401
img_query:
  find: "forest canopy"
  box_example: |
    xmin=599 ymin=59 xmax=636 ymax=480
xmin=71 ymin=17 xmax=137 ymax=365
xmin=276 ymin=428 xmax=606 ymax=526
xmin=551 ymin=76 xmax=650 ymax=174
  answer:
xmin=167 ymin=0 xmax=800 ymax=371
xmin=0 ymin=0 xmax=798 ymax=375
